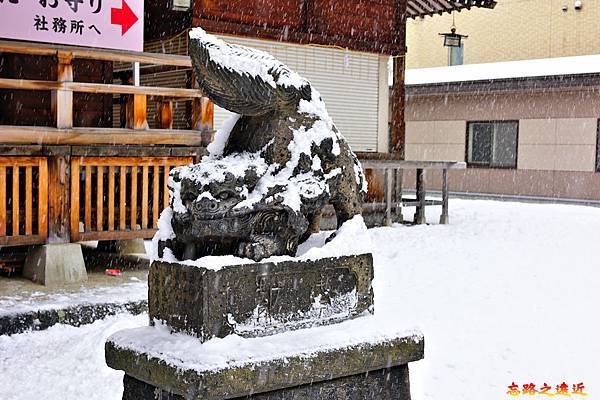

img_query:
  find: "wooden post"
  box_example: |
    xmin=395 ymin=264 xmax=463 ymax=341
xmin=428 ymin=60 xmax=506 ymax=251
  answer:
xmin=12 ymin=165 xmax=20 ymax=236
xmin=48 ymin=153 xmax=71 ymax=243
xmin=391 ymin=56 xmax=405 ymax=157
xmin=391 ymin=0 xmax=406 ymax=158
xmin=192 ymin=97 xmax=214 ymax=146
xmin=70 ymin=157 xmax=81 ymax=241
xmin=440 ymin=168 xmax=449 ymax=225
xmin=37 ymin=159 xmax=48 ymax=240
xmin=122 ymin=63 xmax=148 ymax=130
xmin=108 ymin=166 xmax=115 ymax=231
xmin=191 ymin=74 xmax=214 ymax=146
xmin=394 ymin=168 xmax=403 ymax=223
xmin=384 ymin=168 xmax=393 ymax=226
xmin=414 ymin=168 xmax=426 ymax=225
xmin=125 ymin=94 xmax=148 ymax=130
xmin=156 ymin=99 xmax=174 ymax=129
xmin=52 ymin=52 xmax=73 ymax=129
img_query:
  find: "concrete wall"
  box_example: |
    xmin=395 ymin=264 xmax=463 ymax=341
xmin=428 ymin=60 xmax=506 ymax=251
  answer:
xmin=405 ymin=120 xmax=466 ymax=162
xmin=406 ymin=0 xmax=600 ymax=68
xmin=405 ymin=87 xmax=600 ymax=200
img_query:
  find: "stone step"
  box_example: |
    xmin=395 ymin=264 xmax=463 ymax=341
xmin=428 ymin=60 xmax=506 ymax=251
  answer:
xmin=106 ymin=316 xmax=424 ymax=400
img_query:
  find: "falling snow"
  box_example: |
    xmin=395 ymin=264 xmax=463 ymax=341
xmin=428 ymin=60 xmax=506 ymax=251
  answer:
xmin=1 ymin=199 xmax=599 ymax=399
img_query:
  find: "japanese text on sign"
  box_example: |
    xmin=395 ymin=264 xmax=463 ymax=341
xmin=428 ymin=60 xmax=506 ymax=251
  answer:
xmin=0 ymin=0 xmax=143 ymax=51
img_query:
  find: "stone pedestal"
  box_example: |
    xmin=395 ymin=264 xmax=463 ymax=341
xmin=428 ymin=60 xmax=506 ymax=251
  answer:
xmin=106 ymin=320 xmax=423 ymax=400
xmin=121 ymin=362 xmax=412 ymax=400
xmin=106 ymin=255 xmax=424 ymax=399
xmin=150 ymin=254 xmax=373 ymax=340
xmin=23 ymin=243 xmax=87 ymax=285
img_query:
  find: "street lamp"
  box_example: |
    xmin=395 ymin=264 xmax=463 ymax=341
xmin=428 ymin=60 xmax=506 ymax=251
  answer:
xmin=439 ymin=27 xmax=468 ymax=48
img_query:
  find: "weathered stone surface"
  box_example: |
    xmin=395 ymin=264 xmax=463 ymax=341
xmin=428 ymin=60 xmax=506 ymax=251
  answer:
xmin=106 ymin=333 xmax=423 ymax=400
xmin=159 ymin=28 xmax=367 ymax=262
xmin=122 ymin=364 xmax=412 ymax=400
xmin=0 ymin=300 xmax=147 ymax=336
xmin=149 ymin=254 xmax=374 ymax=340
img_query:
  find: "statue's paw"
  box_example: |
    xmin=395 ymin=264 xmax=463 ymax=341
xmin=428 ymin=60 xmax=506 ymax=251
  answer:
xmin=237 ymin=241 xmax=268 ymax=261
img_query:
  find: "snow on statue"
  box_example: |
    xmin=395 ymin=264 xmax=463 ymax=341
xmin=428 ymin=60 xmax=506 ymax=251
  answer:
xmin=157 ymin=27 xmax=368 ymax=262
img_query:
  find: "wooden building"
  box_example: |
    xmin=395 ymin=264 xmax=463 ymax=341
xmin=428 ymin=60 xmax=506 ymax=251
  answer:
xmin=0 ymin=0 xmax=495 ymax=282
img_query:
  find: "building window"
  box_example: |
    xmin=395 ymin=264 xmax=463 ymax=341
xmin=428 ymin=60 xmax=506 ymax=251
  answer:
xmin=448 ymin=43 xmax=464 ymax=66
xmin=467 ymin=121 xmax=518 ymax=168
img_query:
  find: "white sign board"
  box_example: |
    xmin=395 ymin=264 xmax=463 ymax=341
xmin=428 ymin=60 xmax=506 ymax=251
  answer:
xmin=0 ymin=0 xmax=144 ymax=52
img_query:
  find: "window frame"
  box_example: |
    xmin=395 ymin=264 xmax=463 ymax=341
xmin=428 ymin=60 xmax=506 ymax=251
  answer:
xmin=465 ymin=120 xmax=519 ymax=169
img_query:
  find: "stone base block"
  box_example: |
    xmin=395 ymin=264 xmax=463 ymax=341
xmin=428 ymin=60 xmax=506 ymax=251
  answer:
xmin=122 ymin=364 xmax=412 ymax=400
xmin=149 ymin=254 xmax=374 ymax=341
xmin=23 ymin=244 xmax=87 ymax=286
xmin=105 ymin=317 xmax=424 ymax=400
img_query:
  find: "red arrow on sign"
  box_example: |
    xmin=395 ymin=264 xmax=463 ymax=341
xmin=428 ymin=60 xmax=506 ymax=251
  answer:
xmin=111 ymin=0 xmax=139 ymax=36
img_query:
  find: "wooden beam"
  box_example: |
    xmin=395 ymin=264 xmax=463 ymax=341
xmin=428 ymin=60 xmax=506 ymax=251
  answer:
xmin=0 ymin=126 xmax=204 ymax=146
xmin=0 ymin=40 xmax=192 ymax=67
xmin=76 ymin=228 xmax=158 ymax=242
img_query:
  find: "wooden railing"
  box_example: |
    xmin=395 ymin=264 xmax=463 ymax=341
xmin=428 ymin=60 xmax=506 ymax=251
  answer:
xmin=0 ymin=157 xmax=48 ymax=246
xmin=70 ymin=157 xmax=193 ymax=242
xmin=0 ymin=39 xmax=213 ymax=146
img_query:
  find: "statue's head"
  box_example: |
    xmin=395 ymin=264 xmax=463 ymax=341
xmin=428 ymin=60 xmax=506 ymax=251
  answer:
xmin=181 ymin=171 xmax=259 ymax=219
xmin=170 ymin=161 xmax=262 ymax=221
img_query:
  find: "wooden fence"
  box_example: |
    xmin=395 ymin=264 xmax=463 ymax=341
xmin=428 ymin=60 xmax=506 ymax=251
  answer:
xmin=70 ymin=157 xmax=193 ymax=242
xmin=0 ymin=39 xmax=213 ymax=146
xmin=0 ymin=40 xmax=209 ymax=248
xmin=0 ymin=157 xmax=48 ymax=246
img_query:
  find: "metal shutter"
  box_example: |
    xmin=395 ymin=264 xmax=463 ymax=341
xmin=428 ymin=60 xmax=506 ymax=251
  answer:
xmin=213 ymin=36 xmax=381 ymax=152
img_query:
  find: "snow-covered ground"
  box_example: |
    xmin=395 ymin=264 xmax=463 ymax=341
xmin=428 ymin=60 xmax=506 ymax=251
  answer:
xmin=1 ymin=199 xmax=599 ymax=400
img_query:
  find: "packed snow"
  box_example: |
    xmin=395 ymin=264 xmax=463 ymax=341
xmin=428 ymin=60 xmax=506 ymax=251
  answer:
xmin=189 ymin=27 xmax=309 ymax=90
xmin=404 ymin=53 xmax=600 ymax=85
xmin=1 ymin=199 xmax=599 ymax=399
xmin=0 ymin=279 xmax=147 ymax=317
xmin=110 ymin=317 xmax=421 ymax=374
xmin=151 ymin=214 xmax=373 ymax=270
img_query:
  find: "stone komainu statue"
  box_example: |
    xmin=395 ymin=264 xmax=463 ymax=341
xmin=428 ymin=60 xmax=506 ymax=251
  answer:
xmin=158 ymin=28 xmax=367 ymax=262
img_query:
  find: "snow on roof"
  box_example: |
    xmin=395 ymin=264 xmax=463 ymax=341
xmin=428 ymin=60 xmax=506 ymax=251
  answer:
xmin=404 ymin=54 xmax=600 ymax=86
